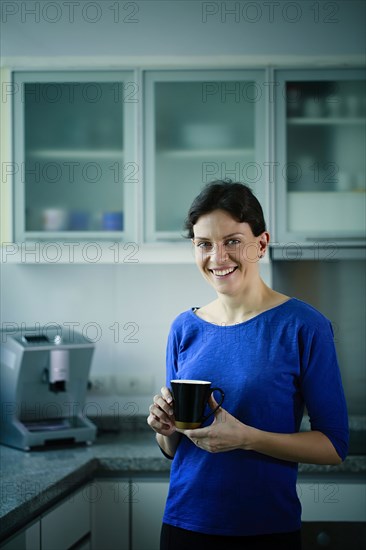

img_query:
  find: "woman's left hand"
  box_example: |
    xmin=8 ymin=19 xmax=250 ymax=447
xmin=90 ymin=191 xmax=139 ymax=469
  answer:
xmin=177 ymin=396 xmax=344 ymax=464
xmin=176 ymin=395 xmax=249 ymax=453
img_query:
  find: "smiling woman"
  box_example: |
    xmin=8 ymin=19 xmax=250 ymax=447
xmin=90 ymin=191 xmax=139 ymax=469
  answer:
xmin=190 ymin=209 xmax=270 ymax=314
xmin=147 ymin=180 xmax=349 ymax=550
xmin=185 ymin=181 xmax=281 ymax=324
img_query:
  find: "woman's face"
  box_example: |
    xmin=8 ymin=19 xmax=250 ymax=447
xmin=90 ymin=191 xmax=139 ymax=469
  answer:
xmin=192 ymin=209 xmax=269 ymax=296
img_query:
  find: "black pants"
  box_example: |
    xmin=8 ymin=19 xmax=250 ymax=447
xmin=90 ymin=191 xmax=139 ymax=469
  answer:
xmin=160 ymin=523 xmax=302 ymax=550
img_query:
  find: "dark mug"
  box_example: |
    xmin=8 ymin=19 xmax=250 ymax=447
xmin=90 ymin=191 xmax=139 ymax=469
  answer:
xmin=170 ymin=379 xmax=225 ymax=429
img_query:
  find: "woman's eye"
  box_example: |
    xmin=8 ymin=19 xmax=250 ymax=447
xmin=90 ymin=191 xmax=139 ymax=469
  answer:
xmin=197 ymin=242 xmax=212 ymax=248
xmin=226 ymin=239 xmax=240 ymax=246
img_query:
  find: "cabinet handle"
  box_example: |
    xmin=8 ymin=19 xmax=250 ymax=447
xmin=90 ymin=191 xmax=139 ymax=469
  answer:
xmin=316 ymin=531 xmax=331 ymax=546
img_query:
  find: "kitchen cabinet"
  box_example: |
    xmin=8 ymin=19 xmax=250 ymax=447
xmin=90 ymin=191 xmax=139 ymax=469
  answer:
xmin=131 ymin=479 xmax=169 ymax=550
xmin=272 ymin=68 xmax=366 ymax=256
xmin=90 ymin=479 xmax=129 ymax=550
xmin=299 ymin=477 xmax=366 ymax=549
xmin=302 ymin=522 xmax=366 ymax=549
xmin=9 ymin=67 xmax=365 ymax=259
xmin=13 ymin=71 xmax=137 ymax=243
xmin=144 ymin=70 xmax=266 ymax=241
xmin=41 ymin=486 xmax=91 ymax=550
xmin=91 ymin=477 xmax=169 ymax=550
xmin=11 ymin=69 xmax=266 ymax=249
xmin=0 ymin=486 xmax=91 ymax=550
xmin=0 ymin=520 xmax=40 ymax=550
xmin=1 ymin=475 xmax=365 ymax=549
xmin=298 ymin=478 xmax=366 ymax=522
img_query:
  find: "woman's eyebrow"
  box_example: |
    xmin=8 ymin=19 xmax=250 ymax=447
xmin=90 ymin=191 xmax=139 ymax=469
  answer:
xmin=193 ymin=233 xmax=245 ymax=240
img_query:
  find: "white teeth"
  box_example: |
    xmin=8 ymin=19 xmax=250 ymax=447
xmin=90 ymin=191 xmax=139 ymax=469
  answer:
xmin=212 ymin=267 xmax=236 ymax=276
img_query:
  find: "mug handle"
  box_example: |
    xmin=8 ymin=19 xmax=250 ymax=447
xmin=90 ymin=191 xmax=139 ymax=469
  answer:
xmin=202 ymin=387 xmax=225 ymax=422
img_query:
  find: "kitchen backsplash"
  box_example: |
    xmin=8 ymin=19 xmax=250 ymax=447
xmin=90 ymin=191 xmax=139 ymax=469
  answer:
xmin=0 ymin=262 xmax=271 ymax=416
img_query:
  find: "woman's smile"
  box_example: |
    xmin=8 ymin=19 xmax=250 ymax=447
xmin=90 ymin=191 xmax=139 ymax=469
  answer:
xmin=209 ymin=266 xmax=238 ymax=278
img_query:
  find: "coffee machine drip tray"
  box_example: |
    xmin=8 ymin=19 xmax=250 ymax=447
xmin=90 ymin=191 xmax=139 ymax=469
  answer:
xmin=23 ymin=418 xmax=74 ymax=432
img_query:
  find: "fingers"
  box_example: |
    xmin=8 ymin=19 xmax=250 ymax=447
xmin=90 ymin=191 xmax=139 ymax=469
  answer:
xmin=176 ymin=427 xmax=207 ymax=440
xmin=153 ymin=387 xmax=174 ymax=417
xmin=147 ymin=406 xmax=173 ymax=434
xmin=161 ymin=386 xmax=173 ymax=404
xmin=147 ymin=413 xmax=175 ymax=436
xmin=208 ymin=393 xmax=218 ymax=409
xmin=208 ymin=394 xmax=225 ymax=419
xmin=147 ymin=387 xmax=175 ymax=435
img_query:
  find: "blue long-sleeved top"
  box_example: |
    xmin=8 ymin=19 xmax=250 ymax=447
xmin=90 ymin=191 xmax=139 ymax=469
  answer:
xmin=162 ymin=298 xmax=349 ymax=536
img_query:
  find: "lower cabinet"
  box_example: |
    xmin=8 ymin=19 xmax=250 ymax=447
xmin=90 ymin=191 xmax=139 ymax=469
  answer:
xmin=91 ymin=478 xmax=169 ymax=550
xmin=302 ymin=521 xmax=366 ymax=549
xmin=131 ymin=480 xmax=169 ymax=550
xmin=298 ymin=480 xmax=366 ymax=522
xmin=299 ymin=479 xmax=366 ymax=550
xmin=90 ymin=480 xmax=129 ymax=550
xmin=0 ymin=486 xmax=91 ymax=550
xmin=0 ymin=478 xmax=169 ymax=550
xmin=3 ymin=476 xmax=364 ymax=550
xmin=0 ymin=520 xmax=40 ymax=550
xmin=41 ymin=486 xmax=91 ymax=550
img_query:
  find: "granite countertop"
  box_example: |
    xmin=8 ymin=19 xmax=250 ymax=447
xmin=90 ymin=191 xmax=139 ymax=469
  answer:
xmin=1 ymin=418 xmax=365 ymax=543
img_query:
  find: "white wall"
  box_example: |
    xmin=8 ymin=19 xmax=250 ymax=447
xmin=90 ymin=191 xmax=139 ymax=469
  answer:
xmin=1 ymin=1 xmax=365 ymax=62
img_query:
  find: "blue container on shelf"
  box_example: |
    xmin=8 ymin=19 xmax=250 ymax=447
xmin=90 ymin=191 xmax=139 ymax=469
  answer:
xmin=102 ymin=211 xmax=123 ymax=231
xmin=69 ymin=211 xmax=90 ymax=230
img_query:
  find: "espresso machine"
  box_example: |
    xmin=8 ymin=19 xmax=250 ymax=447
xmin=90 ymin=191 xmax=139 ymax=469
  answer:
xmin=0 ymin=326 xmax=97 ymax=450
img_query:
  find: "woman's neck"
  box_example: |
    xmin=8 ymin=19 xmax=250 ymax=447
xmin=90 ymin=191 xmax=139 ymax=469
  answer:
xmin=209 ymin=282 xmax=289 ymax=325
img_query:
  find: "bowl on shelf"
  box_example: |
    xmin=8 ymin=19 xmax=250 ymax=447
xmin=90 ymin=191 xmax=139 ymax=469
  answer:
xmin=181 ymin=123 xmax=233 ymax=149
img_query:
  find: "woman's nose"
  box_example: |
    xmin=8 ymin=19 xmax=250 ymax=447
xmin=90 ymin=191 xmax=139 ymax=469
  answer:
xmin=211 ymin=243 xmax=229 ymax=263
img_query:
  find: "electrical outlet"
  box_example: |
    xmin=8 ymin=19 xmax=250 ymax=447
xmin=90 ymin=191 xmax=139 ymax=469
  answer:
xmin=88 ymin=373 xmax=154 ymax=396
xmin=114 ymin=373 xmax=154 ymax=396
xmin=88 ymin=375 xmax=111 ymax=396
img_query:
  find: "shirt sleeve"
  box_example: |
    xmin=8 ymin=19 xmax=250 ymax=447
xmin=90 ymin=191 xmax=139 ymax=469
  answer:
xmin=299 ymin=318 xmax=349 ymax=461
xmin=157 ymin=444 xmax=174 ymax=460
xmin=165 ymin=320 xmax=180 ymax=389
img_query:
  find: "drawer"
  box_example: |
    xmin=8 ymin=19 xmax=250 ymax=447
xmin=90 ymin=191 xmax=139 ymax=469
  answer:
xmin=298 ymin=481 xmax=366 ymax=522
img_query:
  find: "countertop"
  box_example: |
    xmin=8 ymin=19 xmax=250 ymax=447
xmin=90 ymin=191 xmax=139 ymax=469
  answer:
xmin=1 ymin=419 xmax=365 ymax=543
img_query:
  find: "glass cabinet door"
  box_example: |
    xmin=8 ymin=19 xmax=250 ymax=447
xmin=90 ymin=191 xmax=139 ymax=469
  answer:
xmin=274 ymin=69 xmax=366 ymax=246
xmin=144 ymin=70 xmax=266 ymax=241
xmin=13 ymin=71 xmax=137 ymax=241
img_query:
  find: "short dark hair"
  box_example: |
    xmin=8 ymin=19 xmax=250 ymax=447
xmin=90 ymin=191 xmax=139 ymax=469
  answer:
xmin=184 ymin=179 xmax=266 ymax=238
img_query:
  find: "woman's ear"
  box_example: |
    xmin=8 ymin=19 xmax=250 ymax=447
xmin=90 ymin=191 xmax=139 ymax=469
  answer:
xmin=258 ymin=231 xmax=270 ymax=258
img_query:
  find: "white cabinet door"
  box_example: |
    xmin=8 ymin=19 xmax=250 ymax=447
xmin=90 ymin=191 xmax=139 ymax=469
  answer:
xmin=144 ymin=70 xmax=267 ymax=242
xmin=0 ymin=520 xmax=40 ymax=550
xmin=131 ymin=480 xmax=169 ymax=550
xmin=90 ymin=480 xmax=129 ymax=550
xmin=41 ymin=486 xmax=90 ymax=550
xmin=273 ymin=68 xmax=366 ymax=250
xmin=13 ymin=70 xmax=137 ymax=243
xmin=298 ymin=480 xmax=366 ymax=522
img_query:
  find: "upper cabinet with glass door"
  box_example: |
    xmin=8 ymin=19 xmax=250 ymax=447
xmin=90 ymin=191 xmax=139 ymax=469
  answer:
xmin=13 ymin=71 xmax=137 ymax=242
xmin=144 ymin=70 xmax=266 ymax=242
xmin=273 ymin=69 xmax=366 ymax=255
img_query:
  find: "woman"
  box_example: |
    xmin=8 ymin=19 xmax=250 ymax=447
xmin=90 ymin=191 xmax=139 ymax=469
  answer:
xmin=147 ymin=180 xmax=349 ymax=550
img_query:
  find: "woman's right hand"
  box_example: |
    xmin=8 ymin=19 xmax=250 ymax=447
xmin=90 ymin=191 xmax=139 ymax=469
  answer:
xmin=147 ymin=386 xmax=176 ymax=437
